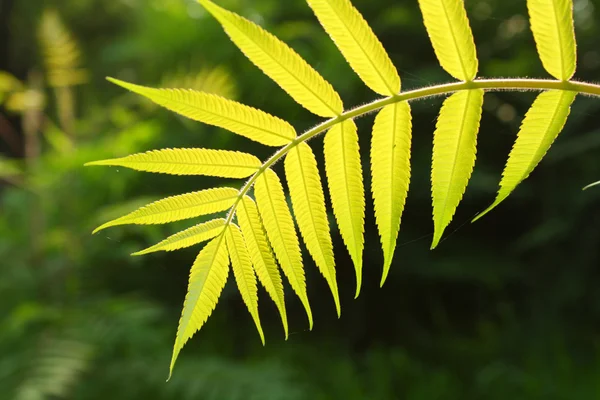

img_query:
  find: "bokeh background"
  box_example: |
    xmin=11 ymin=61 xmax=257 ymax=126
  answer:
xmin=1 ymin=0 xmax=600 ymax=398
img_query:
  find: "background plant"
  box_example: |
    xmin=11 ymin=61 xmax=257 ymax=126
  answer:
xmin=1 ymin=0 xmax=600 ymax=398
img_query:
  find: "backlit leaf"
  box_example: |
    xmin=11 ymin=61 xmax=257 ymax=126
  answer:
xmin=306 ymin=0 xmax=400 ymax=95
xmin=226 ymin=224 xmax=265 ymax=344
xmin=86 ymin=148 xmax=261 ymax=178
xmin=285 ymin=143 xmax=339 ymax=315
xmin=132 ymin=219 xmax=226 ymax=256
xmin=371 ymin=102 xmax=412 ymax=286
xmin=170 ymin=235 xmax=229 ymax=378
xmin=324 ymin=119 xmax=365 ymax=296
xmin=431 ymin=89 xmax=484 ymax=248
xmin=474 ymin=90 xmax=576 ymax=221
xmin=108 ymin=78 xmax=295 ymax=146
xmin=417 ymin=0 xmax=478 ymax=81
xmin=94 ymin=187 xmax=238 ymax=233
xmin=237 ymin=196 xmax=288 ymax=337
xmin=198 ymin=0 xmax=343 ymax=117
xmin=254 ymin=169 xmax=313 ymax=328
xmin=527 ymin=0 xmax=576 ymax=80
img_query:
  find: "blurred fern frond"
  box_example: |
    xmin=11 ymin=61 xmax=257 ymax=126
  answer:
xmin=38 ymin=10 xmax=88 ymax=88
xmin=14 ymin=335 xmax=92 ymax=400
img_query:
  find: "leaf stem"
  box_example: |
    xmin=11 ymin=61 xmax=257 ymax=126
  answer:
xmin=224 ymin=78 xmax=600 ymax=227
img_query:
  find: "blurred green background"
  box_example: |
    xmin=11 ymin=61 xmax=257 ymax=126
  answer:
xmin=1 ymin=0 xmax=600 ymax=398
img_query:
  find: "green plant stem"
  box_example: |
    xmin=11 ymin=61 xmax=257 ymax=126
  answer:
xmin=223 ymin=78 xmax=600 ymax=227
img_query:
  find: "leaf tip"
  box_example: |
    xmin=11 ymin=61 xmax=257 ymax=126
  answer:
xmin=353 ymin=259 xmax=363 ymax=298
xmin=84 ymin=159 xmax=112 ymax=167
xmin=430 ymin=233 xmax=442 ymax=250
xmin=106 ymin=76 xmax=122 ymax=86
xmin=380 ymin=259 xmax=392 ymax=287
xmin=472 ymin=201 xmax=500 ymax=223
xmin=92 ymin=223 xmax=110 ymax=235
xmin=353 ymin=281 xmax=361 ymax=299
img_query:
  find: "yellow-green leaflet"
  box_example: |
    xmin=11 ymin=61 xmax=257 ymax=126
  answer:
xmin=108 ymin=78 xmax=295 ymax=146
xmin=254 ymin=169 xmax=313 ymax=328
xmin=132 ymin=219 xmax=226 ymax=256
xmin=417 ymin=0 xmax=478 ymax=81
xmin=323 ymin=119 xmax=365 ymax=296
xmin=431 ymin=90 xmax=483 ymax=249
xmin=225 ymin=224 xmax=265 ymax=344
xmin=198 ymin=0 xmax=343 ymax=117
xmin=306 ymin=0 xmax=400 ymax=95
xmin=527 ymin=0 xmax=576 ymax=80
xmin=237 ymin=196 xmax=288 ymax=337
xmin=284 ymin=143 xmax=339 ymax=316
xmin=86 ymin=148 xmax=261 ymax=178
xmin=474 ymin=90 xmax=576 ymax=221
xmin=169 ymin=235 xmax=229 ymax=378
xmin=370 ymin=102 xmax=412 ymax=286
xmin=93 ymin=187 xmax=238 ymax=233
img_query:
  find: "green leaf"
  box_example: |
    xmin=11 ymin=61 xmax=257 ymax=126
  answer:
xmin=417 ymin=0 xmax=478 ymax=81
xmin=170 ymin=235 xmax=229 ymax=378
xmin=237 ymin=196 xmax=288 ymax=338
xmin=94 ymin=187 xmax=239 ymax=233
xmin=285 ymin=142 xmax=339 ymax=315
xmin=324 ymin=119 xmax=365 ymax=296
xmin=371 ymin=102 xmax=412 ymax=286
xmin=306 ymin=0 xmax=400 ymax=95
xmin=474 ymin=90 xmax=576 ymax=221
xmin=225 ymin=224 xmax=265 ymax=344
xmin=86 ymin=148 xmax=261 ymax=178
xmin=132 ymin=219 xmax=226 ymax=256
xmin=527 ymin=0 xmax=576 ymax=80
xmin=108 ymin=78 xmax=296 ymax=146
xmin=254 ymin=169 xmax=313 ymax=328
xmin=198 ymin=0 xmax=343 ymax=117
xmin=431 ymin=89 xmax=484 ymax=248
